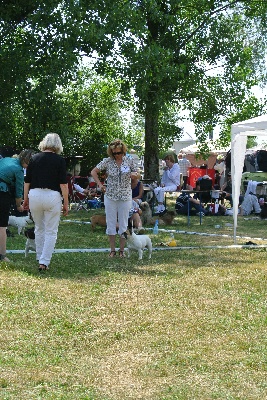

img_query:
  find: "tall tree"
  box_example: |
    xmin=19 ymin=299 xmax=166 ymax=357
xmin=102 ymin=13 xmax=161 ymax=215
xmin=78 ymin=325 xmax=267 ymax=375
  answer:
xmin=1 ymin=0 xmax=267 ymax=180
xmin=77 ymin=0 xmax=267 ymax=179
xmin=0 ymin=0 xmax=80 ymax=146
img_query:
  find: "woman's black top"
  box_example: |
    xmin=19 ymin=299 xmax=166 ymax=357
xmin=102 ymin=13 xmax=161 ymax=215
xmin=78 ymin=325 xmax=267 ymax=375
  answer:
xmin=25 ymin=152 xmax=67 ymax=193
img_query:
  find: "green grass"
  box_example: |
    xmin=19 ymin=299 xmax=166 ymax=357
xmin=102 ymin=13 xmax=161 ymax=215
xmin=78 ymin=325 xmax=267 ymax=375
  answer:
xmin=1 ymin=208 xmax=267 ymax=399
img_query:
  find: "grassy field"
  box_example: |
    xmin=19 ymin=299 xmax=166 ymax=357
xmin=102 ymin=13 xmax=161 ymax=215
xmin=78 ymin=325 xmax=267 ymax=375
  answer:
xmin=1 ymin=206 xmax=267 ymax=400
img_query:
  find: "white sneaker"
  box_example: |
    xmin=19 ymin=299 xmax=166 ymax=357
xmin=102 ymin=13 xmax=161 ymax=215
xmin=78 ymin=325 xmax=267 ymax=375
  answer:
xmin=157 ymin=205 xmax=165 ymax=213
xmin=196 ymin=212 xmax=205 ymax=217
xmin=0 ymin=256 xmax=10 ymax=262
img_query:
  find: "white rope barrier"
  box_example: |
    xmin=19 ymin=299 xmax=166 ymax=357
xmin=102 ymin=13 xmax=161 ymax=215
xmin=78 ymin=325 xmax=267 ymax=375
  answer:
xmin=6 ymin=244 xmax=267 ymax=254
xmin=6 ymin=221 xmax=266 ymax=254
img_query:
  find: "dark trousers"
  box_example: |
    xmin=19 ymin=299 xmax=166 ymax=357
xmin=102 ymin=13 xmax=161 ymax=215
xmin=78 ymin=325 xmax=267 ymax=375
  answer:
xmin=182 ymin=176 xmax=188 ymax=190
xmin=176 ymin=201 xmax=207 ymax=216
xmin=0 ymin=191 xmax=11 ymax=227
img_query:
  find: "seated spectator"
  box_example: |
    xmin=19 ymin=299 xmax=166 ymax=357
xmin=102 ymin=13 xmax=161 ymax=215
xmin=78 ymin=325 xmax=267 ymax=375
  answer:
xmin=73 ymin=182 xmax=97 ymax=197
xmin=240 ymin=193 xmax=261 ymax=216
xmin=175 ymin=190 xmax=208 ymax=217
xmin=131 ymin=177 xmax=144 ymax=205
xmin=129 ymin=200 xmax=144 ymax=232
xmin=221 ymin=172 xmax=244 ymax=206
xmin=219 ymin=180 xmax=262 ymax=216
xmin=239 ymin=180 xmax=262 ymax=216
xmin=194 ymin=175 xmax=213 ymax=204
xmin=154 ymin=154 xmax=180 ymax=213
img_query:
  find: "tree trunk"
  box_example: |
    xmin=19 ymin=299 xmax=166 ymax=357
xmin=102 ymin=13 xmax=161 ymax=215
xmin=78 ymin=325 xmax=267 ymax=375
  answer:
xmin=144 ymin=102 xmax=160 ymax=182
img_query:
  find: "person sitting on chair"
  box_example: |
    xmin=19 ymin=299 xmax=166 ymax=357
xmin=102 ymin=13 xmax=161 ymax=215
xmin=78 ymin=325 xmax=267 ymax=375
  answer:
xmin=175 ymin=188 xmax=208 ymax=216
xmin=129 ymin=199 xmax=144 ymax=233
xmin=239 ymin=180 xmax=262 ymax=216
xmin=193 ymin=175 xmax=213 ymax=205
xmin=221 ymin=172 xmax=244 ymax=206
xmin=154 ymin=154 xmax=180 ymax=213
xmin=131 ymin=177 xmax=144 ymax=205
xmin=73 ymin=181 xmax=97 ymax=198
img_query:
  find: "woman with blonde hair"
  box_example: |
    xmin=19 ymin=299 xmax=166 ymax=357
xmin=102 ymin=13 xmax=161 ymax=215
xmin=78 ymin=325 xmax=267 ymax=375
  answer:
xmin=24 ymin=133 xmax=68 ymax=272
xmin=91 ymin=138 xmax=140 ymax=258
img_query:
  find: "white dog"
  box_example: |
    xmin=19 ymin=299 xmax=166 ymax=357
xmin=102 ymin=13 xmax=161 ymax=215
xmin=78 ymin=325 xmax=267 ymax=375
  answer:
xmin=8 ymin=214 xmax=32 ymax=235
xmin=24 ymin=227 xmax=36 ymax=257
xmin=123 ymin=222 xmax=152 ymax=260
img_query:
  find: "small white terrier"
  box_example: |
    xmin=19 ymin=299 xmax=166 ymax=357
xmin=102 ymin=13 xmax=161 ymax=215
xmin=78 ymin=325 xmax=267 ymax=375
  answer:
xmin=24 ymin=227 xmax=36 ymax=257
xmin=8 ymin=214 xmax=32 ymax=235
xmin=123 ymin=221 xmax=152 ymax=260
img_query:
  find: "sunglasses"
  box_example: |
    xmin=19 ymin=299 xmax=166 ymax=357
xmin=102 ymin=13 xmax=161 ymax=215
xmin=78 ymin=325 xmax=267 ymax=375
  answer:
xmin=110 ymin=141 xmax=123 ymax=149
xmin=112 ymin=151 xmax=123 ymax=155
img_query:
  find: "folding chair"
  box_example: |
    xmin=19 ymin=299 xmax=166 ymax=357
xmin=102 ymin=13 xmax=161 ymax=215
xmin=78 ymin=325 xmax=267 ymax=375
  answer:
xmin=198 ymin=178 xmax=213 ymax=205
xmin=67 ymin=175 xmax=90 ymax=211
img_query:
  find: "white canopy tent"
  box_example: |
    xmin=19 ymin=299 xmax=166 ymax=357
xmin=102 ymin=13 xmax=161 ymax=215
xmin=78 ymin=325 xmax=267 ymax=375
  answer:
xmin=231 ymin=115 xmax=267 ymax=242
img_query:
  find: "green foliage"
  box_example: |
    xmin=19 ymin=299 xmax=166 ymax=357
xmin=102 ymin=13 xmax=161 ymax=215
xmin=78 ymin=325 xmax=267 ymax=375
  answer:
xmin=56 ymin=69 xmax=125 ymax=173
xmin=76 ymin=0 xmax=267 ymax=176
xmin=1 ymin=0 xmax=267 ymax=178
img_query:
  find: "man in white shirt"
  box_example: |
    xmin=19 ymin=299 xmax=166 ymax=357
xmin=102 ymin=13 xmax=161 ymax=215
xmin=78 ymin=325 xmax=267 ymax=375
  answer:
xmin=179 ymin=154 xmax=191 ymax=189
xmin=154 ymin=154 xmax=180 ymax=213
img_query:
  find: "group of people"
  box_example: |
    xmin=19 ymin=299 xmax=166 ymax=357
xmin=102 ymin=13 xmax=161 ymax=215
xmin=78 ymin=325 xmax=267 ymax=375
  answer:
xmin=0 ymin=133 xmax=68 ymax=270
xmin=153 ymin=152 xmax=203 ymax=215
xmin=153 ymin=152 xmax=264 ymax=218
xmin=1 ymin=134 xmax=146 ymax=266
xmin=1 ymin=137 xmax=265 ymax=268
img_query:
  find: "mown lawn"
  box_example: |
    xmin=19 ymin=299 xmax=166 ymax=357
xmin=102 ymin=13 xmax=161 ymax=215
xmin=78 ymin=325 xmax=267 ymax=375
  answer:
xmin=1 ymin=208 xmax=267 ymax=399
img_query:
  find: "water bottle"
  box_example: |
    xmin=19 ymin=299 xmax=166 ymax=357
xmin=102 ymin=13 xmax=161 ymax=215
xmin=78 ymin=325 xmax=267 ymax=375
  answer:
xmin=215 ymin=199 xmax=219 ymax=214
xmin=153 ymin=219 xmax=159 ymax=234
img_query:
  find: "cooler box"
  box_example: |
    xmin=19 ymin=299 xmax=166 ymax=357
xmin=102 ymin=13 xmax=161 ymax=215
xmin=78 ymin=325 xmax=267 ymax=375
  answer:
xmin=208 ymin=203 xmax=219 ymax=215
xmin=188 ymin=168 xmax=215 ymax=188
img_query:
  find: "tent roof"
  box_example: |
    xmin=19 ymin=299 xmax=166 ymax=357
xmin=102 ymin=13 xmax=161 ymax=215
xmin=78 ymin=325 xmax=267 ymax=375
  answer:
xmin=231 ymin=114 xmax=267 ymax=136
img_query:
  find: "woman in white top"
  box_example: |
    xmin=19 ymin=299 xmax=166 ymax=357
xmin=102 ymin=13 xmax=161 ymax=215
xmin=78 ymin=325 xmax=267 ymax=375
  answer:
xmin=91 ymin=139 xmax=140 ymax=258
xmin=154 ymin=154 xmax=180 ymax=213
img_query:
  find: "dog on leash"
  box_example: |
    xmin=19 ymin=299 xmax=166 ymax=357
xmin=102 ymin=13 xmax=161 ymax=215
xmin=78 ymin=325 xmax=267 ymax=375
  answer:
xmin=122 ymin=220 xmax=152 ymax=260
xmin=8 ymin=214 xmax=32 ymax=235
xmin=90 ymin=214 xmax=106 ymax=231
xmin=24 ymin=227 xmax=36 ymax=257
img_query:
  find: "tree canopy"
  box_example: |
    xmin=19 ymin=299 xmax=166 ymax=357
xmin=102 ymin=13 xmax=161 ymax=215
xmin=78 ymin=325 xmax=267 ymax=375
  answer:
xmin=1 ymin=0 xmax=267 ymax=178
